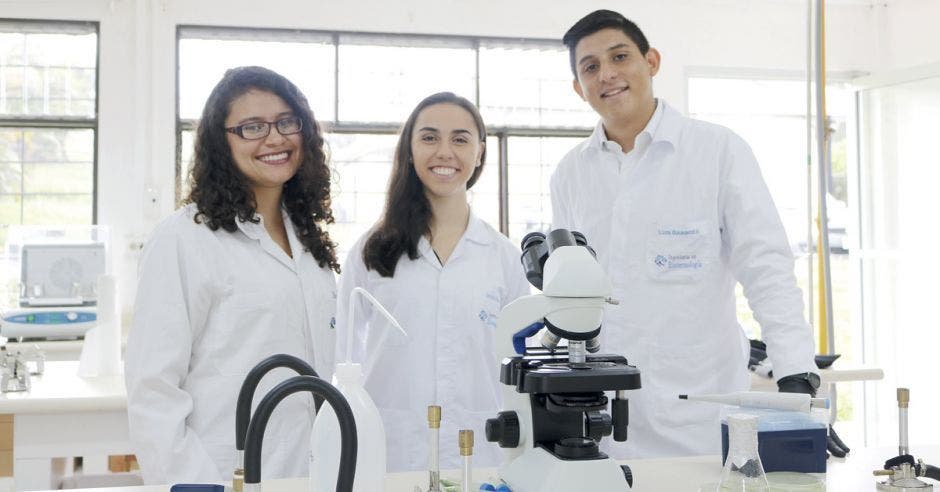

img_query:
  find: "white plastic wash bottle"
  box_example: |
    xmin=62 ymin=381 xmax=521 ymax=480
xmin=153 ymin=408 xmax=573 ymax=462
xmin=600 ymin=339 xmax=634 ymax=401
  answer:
xmin=310 ymin=287 xmax=406 ymax=491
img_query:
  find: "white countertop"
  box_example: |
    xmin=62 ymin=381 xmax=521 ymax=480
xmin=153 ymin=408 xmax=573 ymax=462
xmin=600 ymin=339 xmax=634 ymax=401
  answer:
xmin=37 ymin=445 xmax=939 ymax=492
xmin=0 ymin=361 xmax=125 ymax=414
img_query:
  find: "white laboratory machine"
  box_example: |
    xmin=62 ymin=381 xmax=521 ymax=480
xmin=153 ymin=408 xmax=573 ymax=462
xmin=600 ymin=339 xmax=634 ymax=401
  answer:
xmin=1 ymin=226 xmax=108 ymax=340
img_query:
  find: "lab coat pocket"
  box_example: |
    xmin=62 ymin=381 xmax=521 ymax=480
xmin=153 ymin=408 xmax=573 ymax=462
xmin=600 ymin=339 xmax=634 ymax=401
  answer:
xmin=647 ymin=337 xmax=724 ymax=428
xmin=645 ymin=220 xmax=715 ymax=283
xmin=208 ymin=291 xmax=289 ymax=376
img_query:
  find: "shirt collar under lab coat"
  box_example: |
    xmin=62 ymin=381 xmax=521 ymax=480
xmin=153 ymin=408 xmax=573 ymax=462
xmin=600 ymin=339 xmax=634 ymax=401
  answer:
xmin=581 ymin=98 xmax=681 ymax=159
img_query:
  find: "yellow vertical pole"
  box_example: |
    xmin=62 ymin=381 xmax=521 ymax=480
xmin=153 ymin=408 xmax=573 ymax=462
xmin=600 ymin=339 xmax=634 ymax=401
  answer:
xmin=814 ymin=0 xmax=836 ymax=355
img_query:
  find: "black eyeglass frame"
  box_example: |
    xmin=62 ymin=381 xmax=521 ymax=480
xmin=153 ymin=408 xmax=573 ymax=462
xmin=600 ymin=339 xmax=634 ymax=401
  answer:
xmin=225 ymin=116 xmax=304 ymax=140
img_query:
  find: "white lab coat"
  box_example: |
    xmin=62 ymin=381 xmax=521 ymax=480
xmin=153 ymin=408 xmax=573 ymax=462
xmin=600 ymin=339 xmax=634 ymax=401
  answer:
xmin=336 ymin=212 xmax=531 ymax=472
xmin=550 ymin=100 xmax=817 ymax=458
xmin=125 ymin=204 xmax=337 ymax=484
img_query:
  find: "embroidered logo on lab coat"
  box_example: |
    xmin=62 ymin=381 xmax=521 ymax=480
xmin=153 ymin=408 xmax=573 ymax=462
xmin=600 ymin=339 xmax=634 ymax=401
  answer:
xmin=479 ymin=287 xmax=502 ymax=329
xmin=653 ymin=254 xmax=703 ymax=270
xmin=478 ymin=309 xmax=498 ymax=329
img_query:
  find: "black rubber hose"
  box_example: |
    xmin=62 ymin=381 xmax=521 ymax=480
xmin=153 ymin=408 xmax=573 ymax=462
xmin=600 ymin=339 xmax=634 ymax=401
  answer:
xmin=243 ymin=375 xmax=357 ymax=490
xmin=828 ymin=424 xmax=851 ymax=454
xmin=827 ymin=435 xmax=847 ymax=458
xmin=922 ymin=464 xmax=940 ymax=481
xmin=235 ymin=354 xmax=322 ymax=452
xmin=884 ymin=454 xmax=915 ymax=469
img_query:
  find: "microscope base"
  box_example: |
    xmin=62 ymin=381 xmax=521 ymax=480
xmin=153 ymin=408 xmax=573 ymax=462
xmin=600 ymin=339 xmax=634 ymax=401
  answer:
xmin=500 ymin=446 xmax=630 ymax=491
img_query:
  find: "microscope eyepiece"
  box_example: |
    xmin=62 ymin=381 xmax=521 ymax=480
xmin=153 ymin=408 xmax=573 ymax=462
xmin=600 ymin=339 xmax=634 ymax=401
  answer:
xmin=546 ymin=229 xmax=578 ymax=253
xmin=520 ymin=232 xmax=548 ymax=290
xmin=520 ymin=229 xmax=596 ymax=290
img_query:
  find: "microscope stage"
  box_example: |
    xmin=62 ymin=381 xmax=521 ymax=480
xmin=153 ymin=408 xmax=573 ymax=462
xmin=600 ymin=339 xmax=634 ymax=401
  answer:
xmin=500 ymin=353 xmax=641 ymax=393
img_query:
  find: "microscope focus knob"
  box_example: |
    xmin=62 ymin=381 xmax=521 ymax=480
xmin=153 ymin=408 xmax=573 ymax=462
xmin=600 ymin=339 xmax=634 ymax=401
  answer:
xmin=585 ymin=411 xmax=612 ymax=441
xmin=485 ymin=411 xmax=520 ymax=448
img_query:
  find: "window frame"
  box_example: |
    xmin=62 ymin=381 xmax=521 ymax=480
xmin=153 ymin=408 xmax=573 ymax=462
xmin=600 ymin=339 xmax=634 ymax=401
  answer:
xmin=0 ymin=18 xmax=100 ymax=227
xmin=174 ymin=25 xmax=593 ymax=235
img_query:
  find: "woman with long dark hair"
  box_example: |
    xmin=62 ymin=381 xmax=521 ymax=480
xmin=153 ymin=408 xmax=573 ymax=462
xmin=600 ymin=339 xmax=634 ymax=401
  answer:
xmin=126 ymin=66 xmax=339 ymax=484
xmin=336 ymin=92 xmax=530 ymax=471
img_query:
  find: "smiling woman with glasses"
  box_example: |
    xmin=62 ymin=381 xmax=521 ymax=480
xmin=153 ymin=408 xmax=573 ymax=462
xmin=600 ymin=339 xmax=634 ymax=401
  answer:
xmin=125 ymin=66 xmax=340 ymax=485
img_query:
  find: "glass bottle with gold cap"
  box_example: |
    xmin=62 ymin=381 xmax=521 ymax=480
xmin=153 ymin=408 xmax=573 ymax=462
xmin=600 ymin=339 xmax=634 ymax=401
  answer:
xmin=428 ymin=405 xmax=442 ymax=492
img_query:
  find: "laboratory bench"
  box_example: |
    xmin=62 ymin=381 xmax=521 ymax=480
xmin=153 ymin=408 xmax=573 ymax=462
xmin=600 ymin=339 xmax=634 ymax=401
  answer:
xmin=25 ymin=445 xmax=940 ymax=491
xmin=0 ymin=360 xmax=885 ymax=491
xmin=0 ymin=361 xmax=131 ymax=491
xmin=4 ymin=340 xmax=85 ymax=362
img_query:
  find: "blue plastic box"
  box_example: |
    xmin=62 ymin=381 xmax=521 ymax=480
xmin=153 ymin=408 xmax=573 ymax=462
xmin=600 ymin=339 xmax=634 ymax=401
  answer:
xmin=720 ymin=408 xmax=828 ymax=473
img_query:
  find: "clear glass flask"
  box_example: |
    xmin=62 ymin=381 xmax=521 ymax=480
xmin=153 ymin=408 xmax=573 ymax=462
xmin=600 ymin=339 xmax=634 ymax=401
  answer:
xmin=718 ymin=414 xmax=770 ymax=491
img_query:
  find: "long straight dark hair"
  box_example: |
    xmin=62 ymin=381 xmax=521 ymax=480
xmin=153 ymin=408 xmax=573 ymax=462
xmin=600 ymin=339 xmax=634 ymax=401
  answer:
xmin=361 ymin=92 xmax=487 ymax=277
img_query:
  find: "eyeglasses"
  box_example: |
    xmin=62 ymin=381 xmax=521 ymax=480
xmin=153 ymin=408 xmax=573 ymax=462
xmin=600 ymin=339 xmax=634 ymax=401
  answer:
xmin=225 ymin=116 xmax=303 ymax=140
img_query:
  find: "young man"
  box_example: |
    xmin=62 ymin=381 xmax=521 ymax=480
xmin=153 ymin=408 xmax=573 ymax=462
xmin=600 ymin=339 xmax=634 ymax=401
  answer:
xmin=550 ymin=10 xmax=819 ymax=458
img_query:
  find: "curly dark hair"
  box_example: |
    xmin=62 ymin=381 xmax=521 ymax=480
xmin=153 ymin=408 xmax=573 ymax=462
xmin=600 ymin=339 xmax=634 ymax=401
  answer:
xmin=186 ymin=65 xmax=340 ymax=273
xmin=362 ymin=92 xmax=486 ymax=277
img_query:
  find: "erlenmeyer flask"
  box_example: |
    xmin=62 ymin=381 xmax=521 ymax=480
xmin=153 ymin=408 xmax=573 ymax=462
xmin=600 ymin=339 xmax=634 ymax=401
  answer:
xmin=718 ymin=414 xmax=769 ymax=491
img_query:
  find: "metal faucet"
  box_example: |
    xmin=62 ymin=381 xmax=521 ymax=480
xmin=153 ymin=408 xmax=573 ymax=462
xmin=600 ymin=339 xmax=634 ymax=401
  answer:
xmin=1 ymin=344 xmax=45 ymax=393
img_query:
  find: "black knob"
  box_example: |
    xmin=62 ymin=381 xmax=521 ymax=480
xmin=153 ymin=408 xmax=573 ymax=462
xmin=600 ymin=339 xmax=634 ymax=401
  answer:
xmin=485 ymin=411 xmax=520 ymax=448
xmin=612 ymin=398 xmax=629 ymax=442
xmin=554 ymin=437 xmax=600 ymax=460
xmin=621 ymin=464 xmax=633 ymax=488
xmin=584 ymin=411 xmax=612 ymax=441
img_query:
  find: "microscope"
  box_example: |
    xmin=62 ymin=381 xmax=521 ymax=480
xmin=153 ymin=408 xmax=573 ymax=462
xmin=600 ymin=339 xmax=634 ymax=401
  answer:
xmin=484 ymin=230 xmax=641 ymax=491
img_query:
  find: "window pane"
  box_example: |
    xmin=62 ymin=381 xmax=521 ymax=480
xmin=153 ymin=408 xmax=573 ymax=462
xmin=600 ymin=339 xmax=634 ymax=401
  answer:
xmin=326 ymin=133 xmax=397 ymax=261
xmin=0 ymin=128 xmax=95 ymax=225
xmin=180 ymin=129 xmax=196 ymax=200
xmin=0 ymin=129 xmax=24 ymax=193
xmin=338 ymin=36 xmax=475 ymax=123
xmin=178 ymin=35 xmax=335 ymax=121
xmin=0 ymin=195 xmax=23 ymax=246
xmin=22 ymin=194 xmax=92 ymax=224
xmin=507 ymin=136 xmax=583 ymax=246
xmin=479 ymin=43 xmax=595 ymax=128
xmin=23 ymin=162 xmax=93 ymax=194
xmin=0 ymin=195 xmax=22 ymax=224
xmin=0 ymin=29 xmax=97 ymax=118
xmin=23 ymin=128 xmax=94 ymax=163
xmin=0 ymin=162 xmax=21 ymax=194
xmin=858 ymin=76 xmax=940 ymax=446
xmin=468 ymin=136 xmax=500 ymax=230
xmin=688 ymin=77 xmax=853 ymax=254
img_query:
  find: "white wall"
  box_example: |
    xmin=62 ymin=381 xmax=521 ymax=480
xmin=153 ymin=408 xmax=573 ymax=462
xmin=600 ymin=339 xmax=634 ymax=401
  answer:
xmin=0 ymin=0 xmax=931 ymax=317
xmin=878 ymin=0 xmax=940 ymax=70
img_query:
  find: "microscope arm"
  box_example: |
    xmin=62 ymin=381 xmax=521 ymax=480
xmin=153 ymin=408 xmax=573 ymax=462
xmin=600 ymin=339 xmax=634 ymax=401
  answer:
xmin=496 ymin=295 xmax=608 ymax=360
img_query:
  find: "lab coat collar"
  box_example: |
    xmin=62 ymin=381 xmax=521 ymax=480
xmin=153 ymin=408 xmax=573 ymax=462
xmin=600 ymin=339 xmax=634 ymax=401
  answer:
xmin=235 ymin=211 xmax=265 ymax=240
xmin=582 ymin=98 xmax=679 ymax=158
xmin=417 ymin=209 xmax=492 ymax=267
xmin=235 ymin=206 xmax=298 ymax=271
xmin=463 ymin=210 xmax=494 ymax=246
